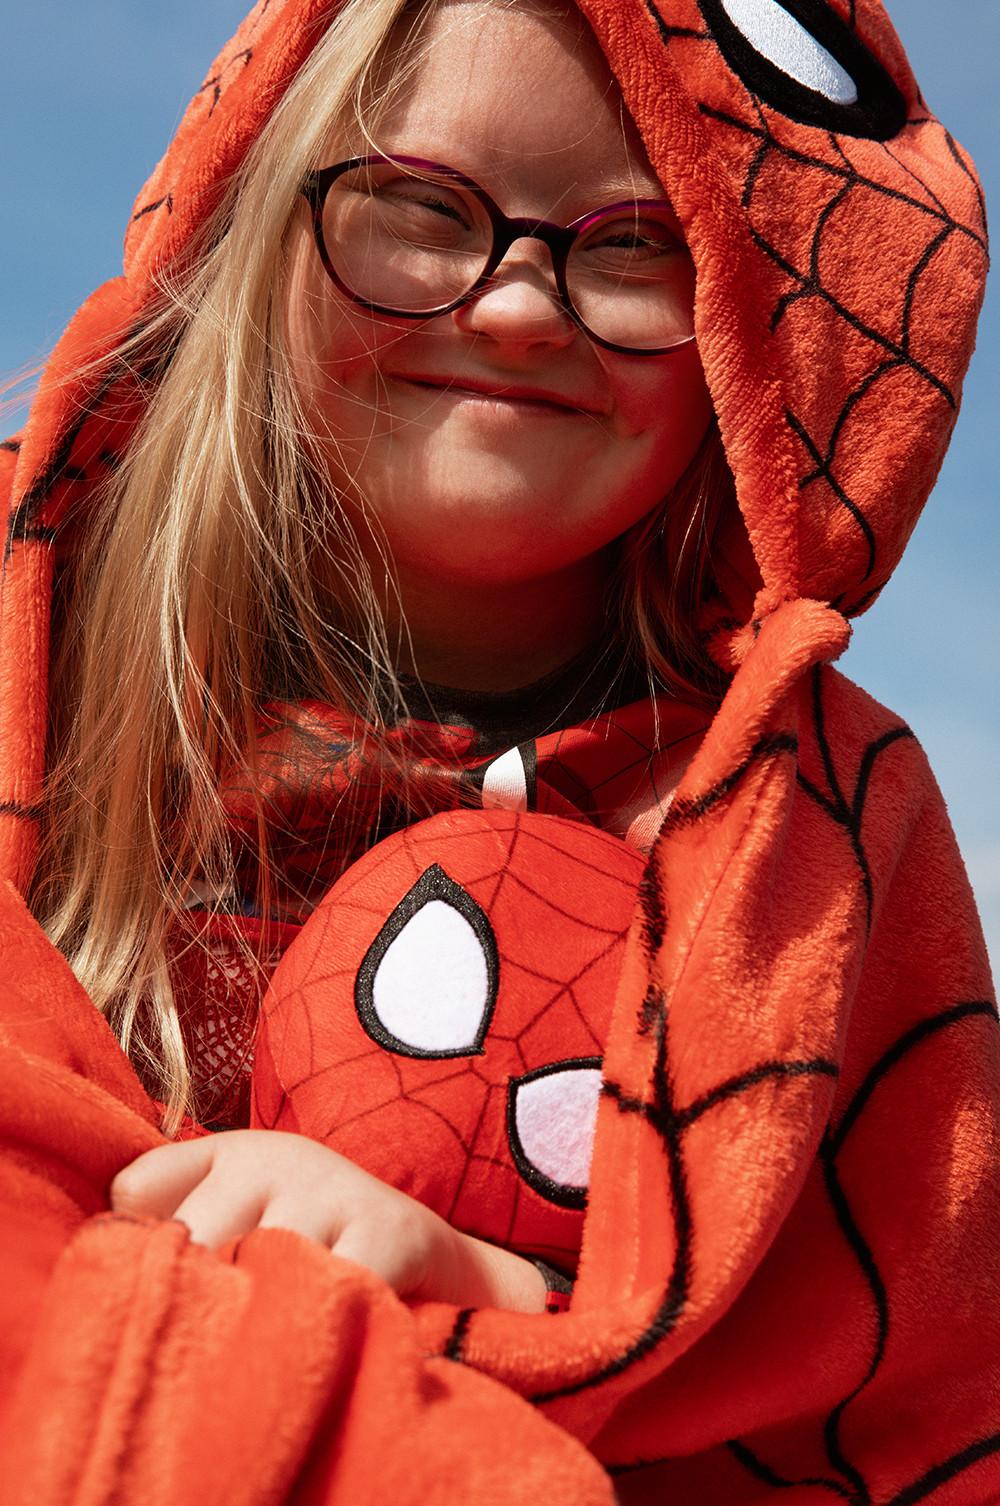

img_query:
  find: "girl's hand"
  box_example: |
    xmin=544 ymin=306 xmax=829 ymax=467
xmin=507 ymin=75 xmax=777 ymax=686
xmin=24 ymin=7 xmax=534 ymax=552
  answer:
xmin=109 ymin=1130 xmax=548 ymax=1313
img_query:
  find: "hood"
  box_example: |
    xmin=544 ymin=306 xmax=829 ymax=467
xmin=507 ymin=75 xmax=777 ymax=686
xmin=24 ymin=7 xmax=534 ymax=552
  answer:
xmin=0 ymin=0 xmax=988 ymax=888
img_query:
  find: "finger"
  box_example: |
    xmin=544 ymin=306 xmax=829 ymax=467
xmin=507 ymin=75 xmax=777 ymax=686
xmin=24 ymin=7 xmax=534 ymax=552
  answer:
xmin=110 ymin=1138 xmax=215 ymax=1219
xmin=256 ymin=1197 xmax=339 ymax=1247
xmin=330 ymin=1219 xmax=412 ymax=1293
xmin=171 ymin=1172 xmax=265 ymax=1251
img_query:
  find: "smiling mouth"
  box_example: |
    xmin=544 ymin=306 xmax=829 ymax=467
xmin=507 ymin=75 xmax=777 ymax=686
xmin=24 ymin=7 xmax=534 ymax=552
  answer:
xmin=397 ymin=378 xmax=586 ymax=414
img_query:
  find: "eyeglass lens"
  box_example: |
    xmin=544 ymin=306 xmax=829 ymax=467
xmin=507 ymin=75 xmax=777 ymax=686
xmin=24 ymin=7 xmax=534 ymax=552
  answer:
xmin=321 ymin=162 xmax=696 ymax=352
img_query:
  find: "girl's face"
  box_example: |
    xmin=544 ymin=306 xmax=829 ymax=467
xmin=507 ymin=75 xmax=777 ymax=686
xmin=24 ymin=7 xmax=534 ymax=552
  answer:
xmin=284 ymin=0 xmax=714 ymax=593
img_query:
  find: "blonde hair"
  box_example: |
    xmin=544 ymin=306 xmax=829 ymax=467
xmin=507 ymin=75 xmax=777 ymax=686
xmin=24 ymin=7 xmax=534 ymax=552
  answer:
xmin=30 ymin=0 xmax=733 ymax=1132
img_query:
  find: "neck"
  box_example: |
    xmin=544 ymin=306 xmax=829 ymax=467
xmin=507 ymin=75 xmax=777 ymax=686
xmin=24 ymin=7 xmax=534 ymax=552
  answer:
xmin=381 ymin=553 xmax=613 ymax=692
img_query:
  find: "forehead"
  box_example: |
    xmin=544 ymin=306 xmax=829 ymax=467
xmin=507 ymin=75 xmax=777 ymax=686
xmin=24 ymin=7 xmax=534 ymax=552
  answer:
xmin=361 ymin=0 xmax=664 ymax=204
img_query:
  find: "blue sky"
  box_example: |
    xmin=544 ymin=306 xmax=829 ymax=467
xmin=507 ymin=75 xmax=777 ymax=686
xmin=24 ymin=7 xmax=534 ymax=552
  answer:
xmin=1 ymin=2 xmax=997 ymax=969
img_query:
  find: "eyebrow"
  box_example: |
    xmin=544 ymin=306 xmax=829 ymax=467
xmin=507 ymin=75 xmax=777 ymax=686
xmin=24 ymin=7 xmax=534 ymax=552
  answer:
xmin=531 ymin=176 xmax=678 ymax=223
xmin=366 ymin=140 xmax=667 ymax=202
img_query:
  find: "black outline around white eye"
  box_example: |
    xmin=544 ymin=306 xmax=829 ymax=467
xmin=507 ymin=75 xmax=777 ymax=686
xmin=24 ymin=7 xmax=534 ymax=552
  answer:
xmin=355 ymin=864 xmax=499 ymax=1058
xmin=507 ymin=1058 xmax=604 ymax=1209
xmin=466 ymin=740 xmax=538 ymax=812
xmin=719 ymin=0 xmax=857 ymax=101
xmin=694 ymin=0 xmax=908 ymax=138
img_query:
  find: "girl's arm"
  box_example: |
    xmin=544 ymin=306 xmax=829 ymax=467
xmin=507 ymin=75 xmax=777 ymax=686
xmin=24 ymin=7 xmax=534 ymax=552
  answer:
xmin=110 ymin=1130 xmax=550 ymax=1314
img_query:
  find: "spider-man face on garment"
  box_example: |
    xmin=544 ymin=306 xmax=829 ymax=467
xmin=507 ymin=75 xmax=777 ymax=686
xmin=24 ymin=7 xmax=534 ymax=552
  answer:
xmin=569 ymin=0 xmax=987 ymax=624
xmin=251 ymin=810 xmax=644 ymax=1272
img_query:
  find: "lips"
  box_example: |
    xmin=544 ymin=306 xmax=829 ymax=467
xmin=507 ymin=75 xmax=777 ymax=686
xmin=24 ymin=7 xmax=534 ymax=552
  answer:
xmin=394 ymin=375 xmax=600 ymax=414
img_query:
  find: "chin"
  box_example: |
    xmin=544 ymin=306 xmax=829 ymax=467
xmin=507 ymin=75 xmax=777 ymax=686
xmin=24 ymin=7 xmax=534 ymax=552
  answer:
xmin=398 ymin=526 xmax=611 ymax=586
xmin=410 ymin=446 xmax=603 ymax=503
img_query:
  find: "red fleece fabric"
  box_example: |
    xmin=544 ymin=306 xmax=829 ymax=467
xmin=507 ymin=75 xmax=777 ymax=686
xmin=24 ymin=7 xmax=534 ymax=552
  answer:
xmin=166 ymin=691 xmax=707 ymax=1128
xmin=1 ymin=1 xmax=997 ymax=1502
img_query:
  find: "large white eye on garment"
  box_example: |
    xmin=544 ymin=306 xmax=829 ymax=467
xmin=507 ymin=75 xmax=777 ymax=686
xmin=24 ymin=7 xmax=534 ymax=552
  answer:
xmin=355 ymin=865 xmax=499 ymax=1057
xmin=689 ymin=0 xmax=908 ymax=138
xmin=507 ymin=1059 xmax=604 ymax=1209
xmin=720 ymin=0 xmax=856 ymax=101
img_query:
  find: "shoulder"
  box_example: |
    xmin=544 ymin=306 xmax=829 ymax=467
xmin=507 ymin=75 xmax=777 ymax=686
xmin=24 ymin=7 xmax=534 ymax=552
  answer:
xmin=795 ymin=664 xmax=964 ymax=932
xmin=799 ymin=662 xmax=932 ymax=799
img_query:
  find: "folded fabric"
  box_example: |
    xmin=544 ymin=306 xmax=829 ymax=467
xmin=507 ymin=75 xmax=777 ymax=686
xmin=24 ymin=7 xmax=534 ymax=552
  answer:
xmin=1 ymin=0 xmax=997 ymax=1501
xmin=0 ymin=878 xmax=615 ymax=1506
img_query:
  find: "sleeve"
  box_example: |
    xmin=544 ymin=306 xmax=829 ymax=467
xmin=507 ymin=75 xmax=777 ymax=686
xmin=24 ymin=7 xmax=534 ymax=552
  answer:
xmin=0 ymin=877 xmax=614 ymax=1506
xmin=583 ymin=685 xmax=1000 ymax=1501
xmin=405 ymin=667 xmax=1000 ymax=1504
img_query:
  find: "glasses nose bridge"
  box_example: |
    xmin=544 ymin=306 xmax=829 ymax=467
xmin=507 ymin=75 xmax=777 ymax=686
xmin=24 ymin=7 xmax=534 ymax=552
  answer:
xmin=490 ymin=212 xmax=574 ymax=281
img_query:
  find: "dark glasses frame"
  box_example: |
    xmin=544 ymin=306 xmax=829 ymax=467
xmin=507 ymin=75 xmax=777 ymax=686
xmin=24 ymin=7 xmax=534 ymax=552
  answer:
xmin=299 ymin=153 xmax=696 ymax=357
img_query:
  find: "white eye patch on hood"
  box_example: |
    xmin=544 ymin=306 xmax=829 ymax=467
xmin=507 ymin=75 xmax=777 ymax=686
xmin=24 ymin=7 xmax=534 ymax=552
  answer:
xmin=718 ymin=0 xmax=857 ymax=101
xmin=690 ymin=0 xmax=908 ymax=137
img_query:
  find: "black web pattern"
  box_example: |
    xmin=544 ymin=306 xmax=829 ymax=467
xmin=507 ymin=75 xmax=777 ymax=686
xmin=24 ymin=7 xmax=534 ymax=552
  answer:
xmin=595 ymin=991 xmax=999 ymax=1503
xmin=5 ymin=344 xmax=151 ymax=558
xmin=438 ymin=690 xmax=1000 ymax=1503
xmin=197 ymin=48 xmax=254 ymax=118
xmin=644 ymin=0 xmax=988 ymax=607
xmin=796 ymin=665 xmax=915 ymax=932
xmin=130 ymin=192 xmax=174 ymax=225
xmin=253 ymin=812 xmax=641 ymax=1270
xmin=440 ymin=732 xmax=825 ymax=1392
xmin=128 ymin=0 xmax=277 ymax=227
xmin=709 ymin=98 xmax=981 ymax=591
xmin=538 ymin=715 xmax=709 ymax=830
xmin=718 ymin=997 xmax=1000 ymax=1505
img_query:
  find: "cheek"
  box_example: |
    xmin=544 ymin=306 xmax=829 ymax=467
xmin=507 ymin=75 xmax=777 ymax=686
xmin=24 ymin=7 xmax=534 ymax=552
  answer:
xmin=285 ymin=239 xmax=404 ymax=430
xmin=613 ymin=351 xmax=715 ymax=472
xmin=289 ymin=298 xmax=376 ymax=413
xmin=595 ymin=351 xmax=716 ymax=540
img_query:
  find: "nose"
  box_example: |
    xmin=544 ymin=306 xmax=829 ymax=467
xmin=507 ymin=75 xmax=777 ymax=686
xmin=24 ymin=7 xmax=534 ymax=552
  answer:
xmin=451 ymin=236 xmax=577 ymax=351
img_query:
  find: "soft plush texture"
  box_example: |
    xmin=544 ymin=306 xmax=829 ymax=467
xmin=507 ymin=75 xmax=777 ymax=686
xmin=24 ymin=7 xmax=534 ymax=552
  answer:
xmin=168 ymin=688 xmax=707 ymax=1128
xmin=0 ymin=1 xmax=996 ymax=1502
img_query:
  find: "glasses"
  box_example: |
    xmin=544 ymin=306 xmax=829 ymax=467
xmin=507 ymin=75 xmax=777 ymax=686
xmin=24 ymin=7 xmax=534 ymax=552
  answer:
xmin=300 ymin=154 xmax=697 ymax=357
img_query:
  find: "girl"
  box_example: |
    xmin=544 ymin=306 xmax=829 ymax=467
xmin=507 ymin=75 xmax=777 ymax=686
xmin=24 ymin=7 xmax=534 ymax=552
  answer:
xmin=0 ymin=0 xmax=996 ymax=1502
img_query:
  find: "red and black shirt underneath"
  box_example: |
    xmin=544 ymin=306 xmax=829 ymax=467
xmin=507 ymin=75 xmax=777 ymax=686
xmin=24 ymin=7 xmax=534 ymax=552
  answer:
xmin=167 ymin=650 xmax=708 ymax=1293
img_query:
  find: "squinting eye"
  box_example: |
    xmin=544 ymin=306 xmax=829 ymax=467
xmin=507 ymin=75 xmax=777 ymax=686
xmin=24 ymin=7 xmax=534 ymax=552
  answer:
xmin=594 ymin=232 xmax=678 ymax=255
xmin=380 ymin=187 xmax=471 ymax=228
xmin=582 ymin=217 xmax=685 ymax=261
